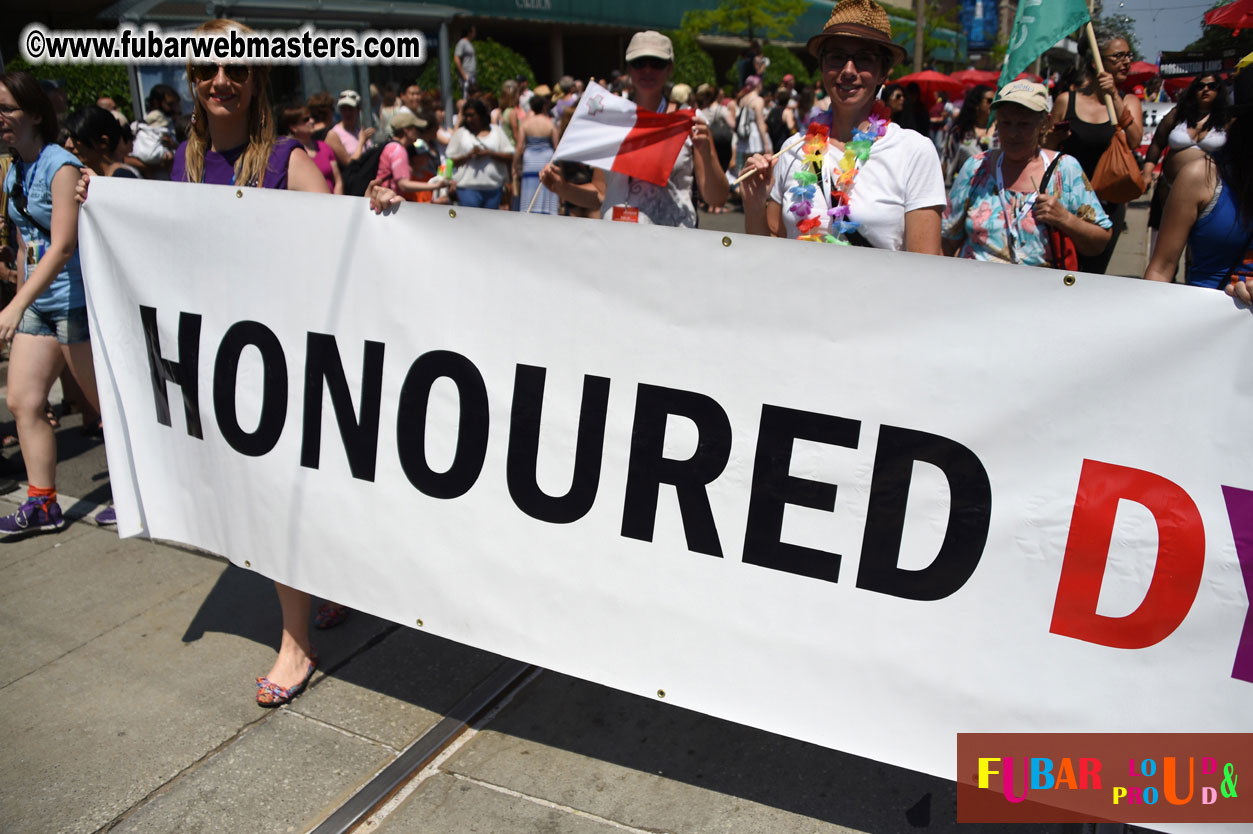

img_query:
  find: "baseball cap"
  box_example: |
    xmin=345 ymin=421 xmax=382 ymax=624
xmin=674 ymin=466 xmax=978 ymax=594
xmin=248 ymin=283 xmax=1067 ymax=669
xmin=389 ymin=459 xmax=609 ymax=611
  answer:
xmin=337 ymin=89 xmax=362 ymax=109
xmin=625 ymin=31 xmax=674 ymax=63
xmin=390 ymin=112 xmax=427 ymax=130
xmin=991 ymin=80 xmax=1049 ymax=113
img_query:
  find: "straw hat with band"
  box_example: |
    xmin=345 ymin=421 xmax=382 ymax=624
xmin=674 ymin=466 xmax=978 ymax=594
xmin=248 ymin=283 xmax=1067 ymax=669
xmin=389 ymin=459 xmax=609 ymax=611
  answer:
xmin=807 ymin=0 xmax=908 ymax=69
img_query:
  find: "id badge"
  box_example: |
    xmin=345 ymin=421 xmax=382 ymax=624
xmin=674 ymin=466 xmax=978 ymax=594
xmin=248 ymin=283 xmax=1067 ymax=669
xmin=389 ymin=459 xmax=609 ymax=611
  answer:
xmin=611 ymin=206 xmax=639 ymax=223
xmin=26 ymin=238 xmax=49 ymax=267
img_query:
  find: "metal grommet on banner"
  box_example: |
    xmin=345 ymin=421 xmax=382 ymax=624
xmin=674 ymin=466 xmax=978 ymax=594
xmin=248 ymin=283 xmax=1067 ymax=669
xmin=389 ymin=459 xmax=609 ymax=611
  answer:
xmin=244 ymin=560 xmax=251 ymax=567
xmin=656 ymin=689 xmax=666 ymax=699
xmin=235 ymin=189 xmax=243 ymax=198
xmin=415 ymin=619 xmax=424 ymax=627
xmin=448 ymin=209 xmax=456 ymax=219
xmin=1064 ymin=274 xmax=1076 ymax=286
xmin=721 ymin=236 xmax=732 ymax=248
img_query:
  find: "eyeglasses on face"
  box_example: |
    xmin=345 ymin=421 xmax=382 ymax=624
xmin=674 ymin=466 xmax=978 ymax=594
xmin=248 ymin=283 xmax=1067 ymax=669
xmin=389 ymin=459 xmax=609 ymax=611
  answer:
xmin=191 ymin=63 xmax=251 ymax=83
xmin=1101 ymin=51 xmax=1132 ymax=63
xmin=628 ymin=57 xmax=669 ymax=71
xmin=821 ymin=50 xmax=881 ymax=71
xmin=1199 ymin=80 xmax=1222 ymax=91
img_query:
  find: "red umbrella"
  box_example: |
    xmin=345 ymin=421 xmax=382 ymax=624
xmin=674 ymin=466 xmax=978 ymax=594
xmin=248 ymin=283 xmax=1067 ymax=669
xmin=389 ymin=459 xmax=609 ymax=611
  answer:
xmin=1123 ymin=61 xmax=1159 ymax=87
xmin=1164 ymin=75 xmax=1194 ymax=96
xmin=1014 ymin=71 xmax=1045 ymax=84
xmin=895 ymin=70 xmax=964 ymax=99
xmin=1205 ymin=0 xmax=1253 ymax=30
xmin=949 ymin=69 xmax=1000 ymax=89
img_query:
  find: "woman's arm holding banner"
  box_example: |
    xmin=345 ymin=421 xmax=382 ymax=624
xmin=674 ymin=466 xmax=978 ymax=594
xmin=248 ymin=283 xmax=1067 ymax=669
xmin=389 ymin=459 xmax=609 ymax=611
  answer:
xmin=539 ymin=163 xmax=605 ymax=211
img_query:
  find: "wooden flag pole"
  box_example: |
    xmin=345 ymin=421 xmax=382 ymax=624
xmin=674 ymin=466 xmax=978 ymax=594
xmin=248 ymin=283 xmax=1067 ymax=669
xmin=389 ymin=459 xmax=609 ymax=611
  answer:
xmin=1083 ymin=22 xmax=1119 ymax=124
xmin=525 ymin=180 xmax=542 ymax=213
xmin=730 ymin=134 xmax=809 ymax=186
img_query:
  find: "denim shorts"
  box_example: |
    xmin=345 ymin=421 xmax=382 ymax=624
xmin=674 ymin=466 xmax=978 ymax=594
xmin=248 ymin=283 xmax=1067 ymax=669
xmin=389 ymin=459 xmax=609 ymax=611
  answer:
xmin=18 ymin=306 xmax=91 ymax=345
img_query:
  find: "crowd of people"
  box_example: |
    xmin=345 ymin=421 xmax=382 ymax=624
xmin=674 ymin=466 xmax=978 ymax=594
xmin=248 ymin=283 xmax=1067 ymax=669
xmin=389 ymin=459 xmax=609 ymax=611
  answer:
xmin=3 ymin=0 xmax=1251 ymax=709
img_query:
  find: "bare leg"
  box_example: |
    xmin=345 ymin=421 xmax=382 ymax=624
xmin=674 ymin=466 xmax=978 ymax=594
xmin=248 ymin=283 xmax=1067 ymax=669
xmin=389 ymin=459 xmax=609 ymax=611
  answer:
xmin=61 ymin=341 xmax=100 ymax=414
xmin=265 ymin=582 xmax=315 ymax=688
xmin=6 ymin=334 xmax=68 ymax=488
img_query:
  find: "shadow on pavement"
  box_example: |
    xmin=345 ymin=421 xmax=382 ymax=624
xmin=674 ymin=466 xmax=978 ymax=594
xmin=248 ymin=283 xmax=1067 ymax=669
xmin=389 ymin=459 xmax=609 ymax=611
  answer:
xmin=472 ymin=669 xmax=1066 ymax=834
xmin=178 ymin=563 xmax=1075 ymax=833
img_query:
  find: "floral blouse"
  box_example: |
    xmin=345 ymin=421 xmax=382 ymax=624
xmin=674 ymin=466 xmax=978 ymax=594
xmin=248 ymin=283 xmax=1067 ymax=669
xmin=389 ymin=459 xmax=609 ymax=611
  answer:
xmin=942 ymin=150 xmax=1110 ymax=267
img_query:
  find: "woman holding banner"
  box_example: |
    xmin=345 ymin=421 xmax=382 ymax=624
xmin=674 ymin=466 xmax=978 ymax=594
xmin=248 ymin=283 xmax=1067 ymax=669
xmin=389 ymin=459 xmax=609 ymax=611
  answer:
xmin=0 ymin=72 xmax=99 ymax=540
xmin=941 ymin=81 xmax=1111 ymax=266
xmin=737 ymin=0 xmax=945 ymax=253
xmin=1049 ymin=29 xmax=1143 ymax=274
xmin=535 ymin=31 xmax=729 ymax=227
xmin=80 ymin=19 xmax=344 ymax=708
xmin=1146 ymin=69 xmax=1252 ymax=289
xmin=1140 ymin=73 xmax=1228 ymax=254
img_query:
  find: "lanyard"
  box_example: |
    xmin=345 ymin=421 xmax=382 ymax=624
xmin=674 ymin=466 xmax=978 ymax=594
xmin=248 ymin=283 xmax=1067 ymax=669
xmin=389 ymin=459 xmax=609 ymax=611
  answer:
xmin=995 ymin=149 xmax=1049 ymax=263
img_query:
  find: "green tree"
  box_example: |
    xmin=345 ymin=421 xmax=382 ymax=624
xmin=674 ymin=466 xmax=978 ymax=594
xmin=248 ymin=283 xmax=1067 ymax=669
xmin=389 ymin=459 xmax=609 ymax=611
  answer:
xmin=1093 ymin=13 xmax=1143 ymax=60
xmin=1186 ymin=1 xmax=1253 ymax=55
xmin=666 ymin=29 xmax=717 ymax=89
xmin=887 ymin=1 xmax=962 ymax=70
xmin=681 ymin=0 xmax=808 ymax=42
xmin=418 ymin=38 xmax=535 ymax=100
xmin=3 ymin=56 xmax=133 ymax=118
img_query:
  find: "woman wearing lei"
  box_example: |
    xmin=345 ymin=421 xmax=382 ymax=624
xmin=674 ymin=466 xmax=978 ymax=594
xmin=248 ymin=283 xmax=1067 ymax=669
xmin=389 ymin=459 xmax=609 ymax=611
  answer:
xmin=740 ymin=0 xmax=945 ymax=253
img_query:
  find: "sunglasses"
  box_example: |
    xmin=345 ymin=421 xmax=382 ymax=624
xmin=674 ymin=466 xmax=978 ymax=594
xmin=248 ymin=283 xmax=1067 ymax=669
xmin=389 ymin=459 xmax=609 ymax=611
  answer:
xmin=190 ymin=63 xmax=251 ymax=83
xmin=820 ymin=50 xmax=882 ymax=71
xmin=628 ymin=57 xmax=669 ymax=71
xmin=1199 ymin=80 xmax=1222 ymax=91
xmin=8 ymin=177 xmax=27 ymax=217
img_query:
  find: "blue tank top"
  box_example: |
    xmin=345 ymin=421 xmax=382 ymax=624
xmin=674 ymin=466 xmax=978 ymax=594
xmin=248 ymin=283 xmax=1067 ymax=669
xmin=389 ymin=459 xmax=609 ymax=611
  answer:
xmin=1187 ymin=178 xmax=1253 ymax=290
xmin=4 ymin=144 xmax=85 ymax=314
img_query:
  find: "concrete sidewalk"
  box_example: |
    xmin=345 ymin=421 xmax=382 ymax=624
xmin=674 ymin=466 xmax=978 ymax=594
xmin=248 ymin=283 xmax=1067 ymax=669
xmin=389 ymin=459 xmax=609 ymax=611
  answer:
xmin=0 ymin=491 xmax=1072 ymax=834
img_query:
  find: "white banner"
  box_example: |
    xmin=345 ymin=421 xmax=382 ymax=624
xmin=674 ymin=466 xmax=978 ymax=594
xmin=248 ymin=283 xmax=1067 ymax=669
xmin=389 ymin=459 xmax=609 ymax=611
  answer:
xmin=80 ymin=179 xmax=1253 ymax=796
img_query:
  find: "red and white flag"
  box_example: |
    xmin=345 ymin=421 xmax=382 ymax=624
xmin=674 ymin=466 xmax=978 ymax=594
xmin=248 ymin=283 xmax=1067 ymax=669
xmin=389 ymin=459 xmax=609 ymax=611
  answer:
xmin=550 ymin=82 xmax=693 ymax=187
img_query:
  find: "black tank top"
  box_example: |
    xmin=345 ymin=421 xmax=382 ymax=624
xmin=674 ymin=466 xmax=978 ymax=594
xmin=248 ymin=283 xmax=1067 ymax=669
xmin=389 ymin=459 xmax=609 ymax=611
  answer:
xmin=1061 ymin=90 xmax=1115 ymax=179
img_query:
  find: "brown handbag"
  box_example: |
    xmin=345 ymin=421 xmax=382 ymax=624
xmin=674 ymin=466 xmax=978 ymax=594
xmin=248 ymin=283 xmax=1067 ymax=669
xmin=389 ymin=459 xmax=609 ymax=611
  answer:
xmin=1092 ymin=125 xmax=1144 ymax=204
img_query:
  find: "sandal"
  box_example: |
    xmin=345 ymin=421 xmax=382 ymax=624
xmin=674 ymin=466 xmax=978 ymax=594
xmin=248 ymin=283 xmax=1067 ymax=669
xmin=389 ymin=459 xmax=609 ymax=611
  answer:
xmin=315 ymin=602 xmax=349 ymax=630
xmin=255 ymin=655 xmax=318 ymax=708
xmin=44 ymin=403 xmax=59 ymax=429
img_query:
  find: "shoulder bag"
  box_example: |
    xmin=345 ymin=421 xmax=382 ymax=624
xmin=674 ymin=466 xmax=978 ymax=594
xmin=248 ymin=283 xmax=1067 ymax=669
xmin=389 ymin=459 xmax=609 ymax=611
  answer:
xmin=1041 ymin=152 xmax=1079 ymax=271
xmin=1092 ymin=109 xmax=1144 ymax=204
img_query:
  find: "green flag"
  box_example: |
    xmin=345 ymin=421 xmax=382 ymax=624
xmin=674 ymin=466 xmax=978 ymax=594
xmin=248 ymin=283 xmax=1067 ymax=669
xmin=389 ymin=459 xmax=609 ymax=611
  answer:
xmin=999 ymin=0 xmax=1090 ymax=89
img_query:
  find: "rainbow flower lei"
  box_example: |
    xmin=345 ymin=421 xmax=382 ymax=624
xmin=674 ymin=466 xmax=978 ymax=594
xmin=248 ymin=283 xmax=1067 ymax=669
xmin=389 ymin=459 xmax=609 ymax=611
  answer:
xmin=789 ymin=112 xmax=888 ymax=244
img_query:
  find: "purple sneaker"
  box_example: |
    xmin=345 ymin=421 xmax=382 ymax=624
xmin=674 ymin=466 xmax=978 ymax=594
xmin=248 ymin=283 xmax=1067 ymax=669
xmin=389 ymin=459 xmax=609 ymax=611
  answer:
xmin=95 ymin=506 xmax=117 ymax=526
xmin=0 ymin=498 xmax=66 ymax=540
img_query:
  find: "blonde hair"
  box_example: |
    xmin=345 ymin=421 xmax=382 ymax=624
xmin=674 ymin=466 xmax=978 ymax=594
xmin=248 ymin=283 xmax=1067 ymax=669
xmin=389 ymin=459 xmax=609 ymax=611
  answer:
xmin=183 ymin=19 xmax=275 ymax=187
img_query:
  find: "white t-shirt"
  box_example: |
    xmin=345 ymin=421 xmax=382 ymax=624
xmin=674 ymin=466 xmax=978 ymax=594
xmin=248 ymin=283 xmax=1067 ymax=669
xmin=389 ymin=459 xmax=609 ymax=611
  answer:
xmin=446 ymin=125 xmax=511 ymax=189
xmin=768 ymin=120 xmax=945 ymax=250
xmin=600 ymin=111 xmax=705 ymax=228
